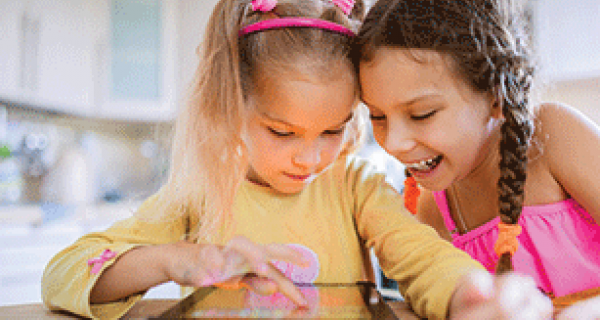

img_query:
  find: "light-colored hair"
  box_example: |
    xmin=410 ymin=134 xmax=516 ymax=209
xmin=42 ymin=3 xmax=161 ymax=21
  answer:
xmin=152 ymin=0 xmax=366 ymax=242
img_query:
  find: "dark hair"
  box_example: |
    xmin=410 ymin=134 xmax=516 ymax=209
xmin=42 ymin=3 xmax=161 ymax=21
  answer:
xmin=352 ymin=0 xmax=535 ymax=274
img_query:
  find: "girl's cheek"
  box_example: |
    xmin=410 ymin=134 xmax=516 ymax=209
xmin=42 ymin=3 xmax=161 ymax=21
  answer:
xmin=326 ymin=138 xmax=345 ymax=158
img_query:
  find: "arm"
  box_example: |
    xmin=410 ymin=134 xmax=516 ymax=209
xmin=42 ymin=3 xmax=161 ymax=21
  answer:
xmin=348 ymin=158 xmax=485 ymax=319
xmin=89 ymin=242 xmax=176 ymax=303
xmin=539 ymin=103 xmax=600 ymax=223
xmin=43 ymin=194 xmax=308 ymax=319
xmin=91 ymin=238 xmax=309 ymax=306
xmin=349 ymin=158 xmax=552 ymax=319
xmin=41 ymin=193 xmax=188 ymax=319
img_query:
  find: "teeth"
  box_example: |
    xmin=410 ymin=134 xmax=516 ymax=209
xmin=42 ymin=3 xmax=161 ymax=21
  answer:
xmin=406 ymin=156 xmax=438 ymax=171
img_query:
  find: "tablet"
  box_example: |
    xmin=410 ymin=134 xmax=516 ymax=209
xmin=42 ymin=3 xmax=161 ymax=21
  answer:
xmin=152 ymin=281 xmax=398 ymax=319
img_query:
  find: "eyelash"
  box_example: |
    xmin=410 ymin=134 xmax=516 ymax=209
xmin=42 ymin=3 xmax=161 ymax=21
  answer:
xmin=369 ymin=114 xmax=386 ymax=121
xmin=268 ymin=127 xmax=345 ymax=137
xmin=411 ymin=110 xmax=437 ymax=120
xmin=369 ymin=110 xmax=437 ymax=121
xmin=268 ymin=128 xmax=292 ymax=137
xmin=324 ymin=128 xmax=345 ymax=135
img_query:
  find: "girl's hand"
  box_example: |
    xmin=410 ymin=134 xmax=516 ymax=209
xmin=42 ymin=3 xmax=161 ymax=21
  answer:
xmin=161 ymin=236 xmax=309 ymax=306
xmin=449 ymin=270 xmax=552 ymax=319
xmin=556 ymin=295 xmax=600 ymax=320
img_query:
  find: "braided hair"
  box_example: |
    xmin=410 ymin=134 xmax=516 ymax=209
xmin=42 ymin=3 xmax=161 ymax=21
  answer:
xmin=352 ymin=0 xmax=535 ymax=273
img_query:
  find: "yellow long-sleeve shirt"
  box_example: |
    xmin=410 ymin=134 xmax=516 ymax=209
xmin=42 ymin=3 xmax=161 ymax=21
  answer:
xmin=42 ymin=156 xmax=484 ymax=319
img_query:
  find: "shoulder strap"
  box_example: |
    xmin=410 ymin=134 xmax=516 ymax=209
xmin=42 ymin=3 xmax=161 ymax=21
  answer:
xmin=432 ymin=190 xmax=459 ymax=240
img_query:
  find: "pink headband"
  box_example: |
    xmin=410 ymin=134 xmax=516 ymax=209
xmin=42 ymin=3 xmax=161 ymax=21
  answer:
xmin=240 ymin=0 xmax=356 ymax=37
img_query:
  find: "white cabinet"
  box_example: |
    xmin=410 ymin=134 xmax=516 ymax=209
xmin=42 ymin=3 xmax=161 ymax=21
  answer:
xmin=95 ymin=0 xmax=179 ymax=121
xmin=0 ymin=0 xmax=181 ymax=122
xmin=0 ymin=1 xmax=24 ymax=102
xmin=533 ymin=0 xmax=600 ymax=82
xmin=0 ymin=0 xmax=98 ymax=117
xmin=37 ymin=0 xmax=98 ymax=116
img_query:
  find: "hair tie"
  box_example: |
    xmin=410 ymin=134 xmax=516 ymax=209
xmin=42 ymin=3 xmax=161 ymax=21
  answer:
xmin=494 ymin=222 xmax=522 ymax=257
xmin=332 ymin=0 xmax=355 ymax=15
xmin=252 ymin=0 xmax=277 ymax=12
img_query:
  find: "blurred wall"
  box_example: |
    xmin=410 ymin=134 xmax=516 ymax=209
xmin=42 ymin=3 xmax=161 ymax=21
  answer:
xmin=540 ymin=78 xmax=600 ymax=125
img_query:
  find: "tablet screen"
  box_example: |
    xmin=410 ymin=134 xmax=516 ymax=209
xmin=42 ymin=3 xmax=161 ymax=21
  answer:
xmin=155 ymin=282 xmax=398 ymax=319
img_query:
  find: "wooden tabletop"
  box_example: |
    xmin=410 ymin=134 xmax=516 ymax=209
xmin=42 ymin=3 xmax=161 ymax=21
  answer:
xmin=0 ymin=299 xmax=420 ymax=319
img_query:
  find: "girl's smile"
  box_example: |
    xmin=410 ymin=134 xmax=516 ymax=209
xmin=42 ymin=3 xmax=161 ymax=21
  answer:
xmin=359 ymin=48 xmax=501 ymax=191
xmin=404 ymin=155 xmax=444 ymax=178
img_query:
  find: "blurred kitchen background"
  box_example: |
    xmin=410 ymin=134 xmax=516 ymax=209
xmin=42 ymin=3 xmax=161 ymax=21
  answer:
xmin=0 ymin=0 xmax=598 ymax=307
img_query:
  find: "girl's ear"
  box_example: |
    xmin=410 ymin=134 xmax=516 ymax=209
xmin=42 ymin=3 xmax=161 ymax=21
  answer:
xmin=490 ymin=90 xmax=504 ymax=120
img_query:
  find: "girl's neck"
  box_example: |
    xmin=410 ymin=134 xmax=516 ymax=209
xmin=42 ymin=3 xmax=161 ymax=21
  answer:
xmin=449 ymin=129 xmax=502 ymax=233
xmin=455 ymin=127 xmax=502 ymax=190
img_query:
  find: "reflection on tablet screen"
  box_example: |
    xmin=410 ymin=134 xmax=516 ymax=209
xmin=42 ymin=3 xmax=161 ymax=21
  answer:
xmin=157 ymin=282 xmax=398 ymax=319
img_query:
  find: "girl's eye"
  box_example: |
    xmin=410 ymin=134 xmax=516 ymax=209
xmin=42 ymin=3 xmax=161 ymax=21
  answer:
xmin=268 ymin=127 xmax=293 ymax=137
xmin=324 ymin=127 xmax=346 ymax=135
xmin=411 ymin=110 xmax=437 ymax=120
xmin=369 ymin=114 xmax=386 ymax=121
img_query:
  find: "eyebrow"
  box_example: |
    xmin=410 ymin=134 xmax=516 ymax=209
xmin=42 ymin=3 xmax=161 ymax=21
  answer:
xmin=261 ymin=112 xmax=354 ymax=129
xmin=361 ymin=93 xmax=443 ymax=110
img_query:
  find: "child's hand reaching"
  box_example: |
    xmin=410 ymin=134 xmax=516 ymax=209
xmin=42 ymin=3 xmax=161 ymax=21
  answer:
xmin=449 ymin=270 xmax=553 ymax=319
xmin=163 ymin=236 xmax=309 ymax=306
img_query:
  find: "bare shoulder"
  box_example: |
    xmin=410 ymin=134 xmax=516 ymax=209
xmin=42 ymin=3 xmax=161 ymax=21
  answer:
xmin=530 ymin=102 xmax=600 ymax=220
xmin=533 ymin=102 xmax=600 ymax=162
xmin=533 ymin=102 xmax=600 ymax=138
xmin=416 ymin=189 xmax=452 ymax=241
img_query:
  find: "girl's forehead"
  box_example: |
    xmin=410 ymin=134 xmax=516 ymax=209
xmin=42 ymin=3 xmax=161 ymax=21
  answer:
xmin=252 ymin=76 xmax=356 ymax=129
xmin=366 ymin=48 xmax=452 ymax=72
xmin=359 ymin=47 xmax=484 ymax=108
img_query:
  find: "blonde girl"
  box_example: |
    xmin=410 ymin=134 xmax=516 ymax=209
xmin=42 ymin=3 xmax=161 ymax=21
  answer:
xmin=43 ymin=0 xmax=551 ymax=319
xmin=355 ymin=0 xmax=600 ymax=314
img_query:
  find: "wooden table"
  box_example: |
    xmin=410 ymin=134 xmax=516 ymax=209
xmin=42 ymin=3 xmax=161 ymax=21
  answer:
xmin=0 ymin=299 xmax=421 ymax=319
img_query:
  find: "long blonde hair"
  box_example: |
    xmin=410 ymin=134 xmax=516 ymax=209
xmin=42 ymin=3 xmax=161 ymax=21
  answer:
xmin=155 ymin=0 xmax=366 ymax=242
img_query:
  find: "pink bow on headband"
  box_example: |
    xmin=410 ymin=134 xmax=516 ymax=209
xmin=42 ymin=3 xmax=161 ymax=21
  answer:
xmin=251 ymin=0 xmax=355 ymax=15
xmin=87 ymin=249 xmax=117 ymax=274
xmin=252 ymin=0 xmax=277 ymax=12
xmin=332 ymin=0 xmax=355 ymax=15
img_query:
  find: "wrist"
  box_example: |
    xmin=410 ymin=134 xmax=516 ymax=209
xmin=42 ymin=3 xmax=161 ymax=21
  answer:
xmin=155 ymin=241 xmax=186 ymax=282
xmin=131 ymin=243 xmax=175 ymax=285
xmin=448 ymin=270 xmax=493 ymax=317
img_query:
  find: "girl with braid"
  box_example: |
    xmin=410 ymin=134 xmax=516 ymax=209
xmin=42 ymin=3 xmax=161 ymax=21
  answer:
xmin=41 ymin=0 xmax=552 ymax=319
xmin=354 ymin=0 xmax=600 ymax=315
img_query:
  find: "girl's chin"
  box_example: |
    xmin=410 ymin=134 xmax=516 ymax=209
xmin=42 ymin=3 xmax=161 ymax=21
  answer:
xmin=409 ymin=163 xmax=456 ymax=192
xmin=273 ymin=185 xmax=305 ymax=195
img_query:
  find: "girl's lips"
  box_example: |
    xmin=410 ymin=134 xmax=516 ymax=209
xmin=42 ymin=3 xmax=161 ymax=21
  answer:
xmin=285 ymin=173 xmax=311 ymax=181
xmin=408 ymin=156 xmax=443 ymax=180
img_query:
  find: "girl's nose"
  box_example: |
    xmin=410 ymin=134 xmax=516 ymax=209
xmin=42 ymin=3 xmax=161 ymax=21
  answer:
xmin=383 ymin=124 xmax=417 ymax=154
xmin=293 ymin=142 xmax=321 ymax=168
